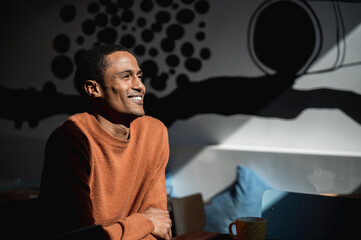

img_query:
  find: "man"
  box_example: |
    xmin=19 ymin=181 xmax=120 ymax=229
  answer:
xmin=39 ymin=45 xmax=172 ymax=240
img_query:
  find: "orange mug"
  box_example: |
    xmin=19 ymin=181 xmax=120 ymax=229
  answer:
xmin=229 ymin=217 xmax=267 ymax=240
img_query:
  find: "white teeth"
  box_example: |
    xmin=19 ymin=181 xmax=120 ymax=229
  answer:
xmin=131 ymin=96 xmax=141 ymax=101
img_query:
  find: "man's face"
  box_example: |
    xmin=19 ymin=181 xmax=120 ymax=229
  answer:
xmin=100 ymin=51 xmax=146 ymax=119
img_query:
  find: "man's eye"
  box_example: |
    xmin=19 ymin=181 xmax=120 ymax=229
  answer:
xmin=123 ymin=75 xmax=130 ymax=78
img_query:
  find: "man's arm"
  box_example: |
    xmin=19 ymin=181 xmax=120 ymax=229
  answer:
xmin=39 ymin=123 xmax=95 ymax=237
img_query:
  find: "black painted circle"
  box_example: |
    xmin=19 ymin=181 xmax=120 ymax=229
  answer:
xmin=166 ymin=54 xmax=180 ymax=67
xmin=176 ymin=8 xmax=195 ymax=24
xmin=252 ymin=1 xmax=316 ymax=74
xmin=166 ymin=24 xmax=184 ymax=40
xmin=53 ymin=34 xmax=71 ymax=53
xmin=200 ymin=48 xmax=211 ymax=59
xmin=51 ymin=55 xmax=74 ymax=79
xmin=122 ymin=10 xmax=134 ymax=22
xmin=76 ymin=36 xmax=84 ymax=45
xmin=161 ymin=38 xmax=175 ymax=52
xmin=43 ymin=81 xmax=57 ymax=93
xmin=120 ymin=34 xmax=136 ymax=48
xmin=88 ymin=2 xmax=100 ymax=14
xmin=181 ymin=42 xmax=194 ymax=57
xmin=137 ymin=17 xmax=146 ymax=27
xmin=60 ymin=4 xmax=76 ymax=22
xmin=106 ymin=3 xmax=119 ymax=14
xmin=97 ymin=27 xmax=117 ymax=44
xmin=140 ymin=0 xmax=154 ymax=12
xmin=156 ymin=0 xmax=173 ymax=7
xmin=195 ymin=31 xmax=205 ymax=41
xmin=172 ymin=3 xmax=179 ymax=9
xmin=156 ymin=11 xmax=171 ymax=23
xmin=141 ymin=29 xmax=154 ymax=42
xmin=117 ymin=0 xmax=134 ymax=9
xmin=149 ymin=48 xmax=158 ymax=56
xmin=82 ymin=19 xmax=96 ymax=35
xmin=134 ymin=45 xmax=146 ymax=56
xmin=194 ymin=0 xmax=210 ymax=14
xmin=184 ymin=58 xmax=201 ymax=72
xmin=95 ymin=13 xmax=108 ymax=27
xmin=176 ymin=73 xmax=190 ymax=86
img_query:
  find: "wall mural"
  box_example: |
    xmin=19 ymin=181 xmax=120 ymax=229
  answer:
xmin=1 ymin=0 xmax=360 ymax=129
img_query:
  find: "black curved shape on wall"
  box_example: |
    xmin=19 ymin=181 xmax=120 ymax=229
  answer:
xmin=1 ymin=74 xmax=360 ymax=129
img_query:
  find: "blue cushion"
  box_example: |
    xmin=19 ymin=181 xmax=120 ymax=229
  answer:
xmin=204 ymin=165 xmax=272 ymax=233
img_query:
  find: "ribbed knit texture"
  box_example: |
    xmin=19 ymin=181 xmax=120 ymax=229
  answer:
xmin=39 ymin=112 xmax=169 ymax=240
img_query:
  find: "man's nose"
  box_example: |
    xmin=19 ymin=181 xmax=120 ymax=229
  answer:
xmin=132 ymin=77 xmax=145 ymax=92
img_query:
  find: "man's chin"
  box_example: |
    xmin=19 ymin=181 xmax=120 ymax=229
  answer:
xmin=135 ymin=109 xmax=145 ymax=117
xmin=130 ymin=110 xmax=146 ymax=119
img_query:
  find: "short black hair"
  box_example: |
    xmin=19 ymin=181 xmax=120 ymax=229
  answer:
xmin=74 ymin=44 xmax=127 ymax=96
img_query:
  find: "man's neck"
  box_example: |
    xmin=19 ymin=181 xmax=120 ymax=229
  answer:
xmin=95 ymin=114 xmax=131 ymax=140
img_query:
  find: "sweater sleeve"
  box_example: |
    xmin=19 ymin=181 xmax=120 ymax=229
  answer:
xmin=103 ymin=213 xmax=155 ymax=240
xmin=39 ymin=121 xmax=95 ymax=237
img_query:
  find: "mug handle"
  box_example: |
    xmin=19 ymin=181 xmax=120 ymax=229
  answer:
xmin=228 ymin=221 xmax=237 ymax=240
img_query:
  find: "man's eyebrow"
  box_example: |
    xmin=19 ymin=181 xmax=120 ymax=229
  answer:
xmin=117 ymin=70 xmax=132 ymax=75
xmin=116 ymin=69 xmax=143 ymax=75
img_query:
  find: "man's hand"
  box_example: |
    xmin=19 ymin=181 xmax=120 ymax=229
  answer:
xmin=142 ymin=207 xmax=172 ymax=240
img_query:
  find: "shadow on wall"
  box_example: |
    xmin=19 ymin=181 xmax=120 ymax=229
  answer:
xmin=1 ymin=0 xmax=361 ymax=129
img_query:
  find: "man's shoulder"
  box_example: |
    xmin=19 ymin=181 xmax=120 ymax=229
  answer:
xmin=51 ymin=113 xmax=90 ymax=138
xmin=134 ymin=115 xmax=167 ymax=129
xmin=67 ymin=112 xmax=92 ymax=123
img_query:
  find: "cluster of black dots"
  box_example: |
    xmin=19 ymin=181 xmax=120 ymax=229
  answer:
xmin=51 ymin=0 xmax=211 ymax=92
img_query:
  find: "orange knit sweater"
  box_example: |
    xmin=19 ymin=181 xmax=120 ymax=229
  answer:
xmin=39 ymin=112 xmax=169 ymax=240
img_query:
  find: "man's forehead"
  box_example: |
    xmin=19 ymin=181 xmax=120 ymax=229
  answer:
xmin=107 ymin=51 xmax=138 ymax=66
xmin=104 ymin=51 xmax=141 ymax=74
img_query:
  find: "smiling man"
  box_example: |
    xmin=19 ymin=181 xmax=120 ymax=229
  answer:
xmin=39 ymin=45 xmax=172 ymax=240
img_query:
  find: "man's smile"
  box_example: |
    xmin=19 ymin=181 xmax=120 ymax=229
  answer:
xmin=129 ymin=95 xmax=143 ymax=104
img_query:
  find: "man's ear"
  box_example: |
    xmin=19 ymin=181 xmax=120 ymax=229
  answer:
xmin=84 ymin=80 xmax=102 ymax=98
